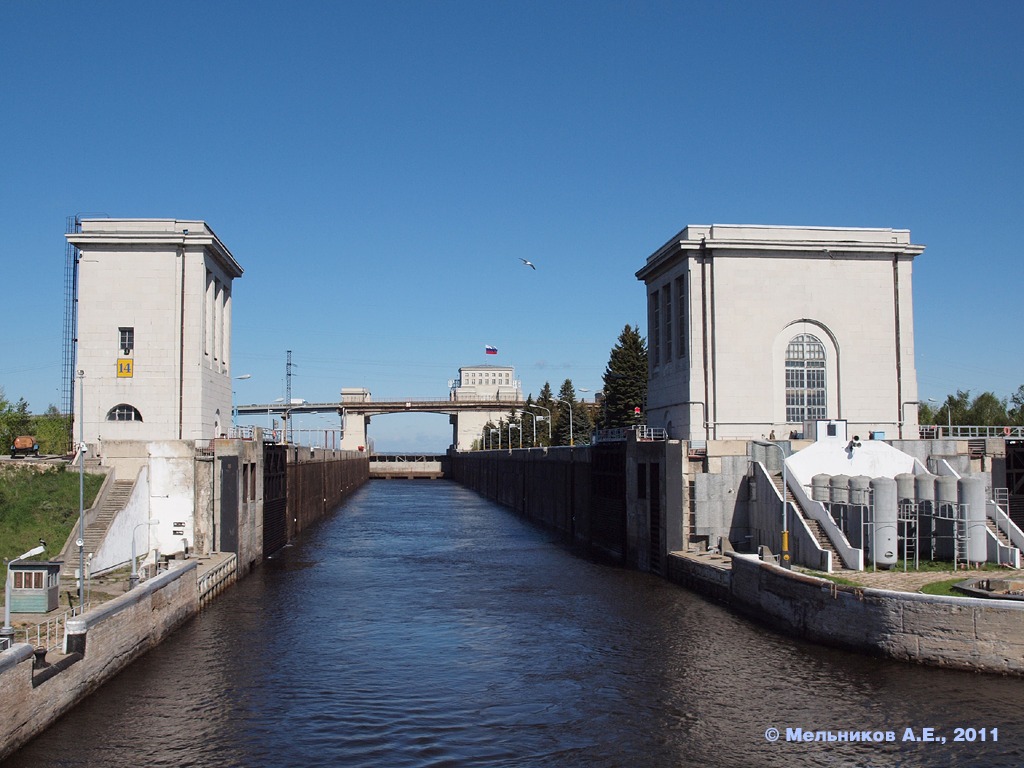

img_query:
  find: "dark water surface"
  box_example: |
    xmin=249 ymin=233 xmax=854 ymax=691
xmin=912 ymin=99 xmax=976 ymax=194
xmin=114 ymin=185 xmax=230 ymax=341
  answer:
xmin=8 ymin=481 xmax=1024 ymax=767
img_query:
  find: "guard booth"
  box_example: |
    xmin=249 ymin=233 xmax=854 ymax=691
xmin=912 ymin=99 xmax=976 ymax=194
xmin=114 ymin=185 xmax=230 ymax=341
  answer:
xmin=9 ymin=560 xmax=63 ymax=613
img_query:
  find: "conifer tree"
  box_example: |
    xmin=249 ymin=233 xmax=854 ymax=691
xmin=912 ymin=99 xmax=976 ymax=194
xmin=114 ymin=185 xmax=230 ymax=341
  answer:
xmin=600 ymin=324 xmax=648 ymax=429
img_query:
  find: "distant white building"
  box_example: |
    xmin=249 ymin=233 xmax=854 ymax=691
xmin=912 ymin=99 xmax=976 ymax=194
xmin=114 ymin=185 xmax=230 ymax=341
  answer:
xmin=68 ymin=219 xmax=243 ymax=446
xmin=636 ymin=224 xmax=925 ymax=442
xmin=451 ymin=365 xmax=522 ymax=448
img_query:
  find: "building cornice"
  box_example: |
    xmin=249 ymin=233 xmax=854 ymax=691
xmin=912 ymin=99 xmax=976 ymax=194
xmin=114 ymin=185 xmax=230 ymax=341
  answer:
xmin=636 ymin=224 xmax=925 ymax=282
xmin=67 ymin=219 xmax=243 ymax=278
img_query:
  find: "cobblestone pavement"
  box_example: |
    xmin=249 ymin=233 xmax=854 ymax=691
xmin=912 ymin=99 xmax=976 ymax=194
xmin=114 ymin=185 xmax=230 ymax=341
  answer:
xmin=806 ymin=566 xmax=1024 ymax=593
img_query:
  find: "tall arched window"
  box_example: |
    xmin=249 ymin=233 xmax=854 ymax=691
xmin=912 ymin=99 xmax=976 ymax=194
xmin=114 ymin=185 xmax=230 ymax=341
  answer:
xmin=106 ymin=404 xmax=143 ymax=422
xmin=785 ymin=334 xmax=826 ymax=423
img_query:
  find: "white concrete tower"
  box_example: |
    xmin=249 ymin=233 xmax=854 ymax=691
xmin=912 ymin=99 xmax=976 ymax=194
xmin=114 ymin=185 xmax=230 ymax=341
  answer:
xmin=67 ymin=219 xmax=243 ymax=446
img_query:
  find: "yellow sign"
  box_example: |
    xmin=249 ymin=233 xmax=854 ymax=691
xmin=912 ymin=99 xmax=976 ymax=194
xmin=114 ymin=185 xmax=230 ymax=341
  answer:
xmin=117 ymin=358 xmax=134 ymax=378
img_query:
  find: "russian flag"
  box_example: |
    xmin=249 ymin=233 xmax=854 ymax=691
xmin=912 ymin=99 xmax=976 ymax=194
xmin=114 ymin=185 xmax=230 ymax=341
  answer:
xmin=485 ymin=345 xmax=498 ymax=355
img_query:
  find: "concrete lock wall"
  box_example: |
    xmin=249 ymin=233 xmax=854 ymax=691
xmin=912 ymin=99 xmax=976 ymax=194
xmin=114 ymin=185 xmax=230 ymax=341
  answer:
xmin=726 ymin=554 xmax=1024 ymax=675
xmin=288 ymin=448 xmax=369 ymax=539
xmin=0 ymin=562 xmax=200 ymax=762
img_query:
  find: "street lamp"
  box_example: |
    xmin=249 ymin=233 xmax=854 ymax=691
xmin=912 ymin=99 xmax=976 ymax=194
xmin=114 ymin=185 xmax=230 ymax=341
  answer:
xmin=2 ymin=543 xmax=46 ymax=647
xmin=927 ymin=397 xmax=951 ymax=437
xmin=232 ymin=374 xmax=252 ymax=429
xmin=554 ymin=398 xmax=575 ymax=446
xmin=521 ymin=411 xmax=538 ymax=447
xmin=129 ymin=519 xmax=159 ymax=590
xmin=534 ymin=405 xmax=552 ymax=441
xmin=753 ymin=440 xmax=790 ymax=569
xmin=509 ymin=423 xmax=520 ymax=449
xmin=77 ymin=369 xmax=85 ymax=610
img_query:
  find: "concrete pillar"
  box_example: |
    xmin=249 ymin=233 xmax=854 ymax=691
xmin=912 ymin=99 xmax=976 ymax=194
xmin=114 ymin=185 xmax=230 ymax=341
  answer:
xmin=870 ymin=477 xmax=898 ymax=569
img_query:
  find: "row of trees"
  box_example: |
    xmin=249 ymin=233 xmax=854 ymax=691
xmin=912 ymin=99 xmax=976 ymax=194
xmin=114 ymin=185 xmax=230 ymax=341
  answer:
xmin=919 ymin=387 xmax=1024 ymax=427
xmin=476 ymin=324 xmax=649 ymax=449
xmin=0 ymin=389 xmax=71 ymax=455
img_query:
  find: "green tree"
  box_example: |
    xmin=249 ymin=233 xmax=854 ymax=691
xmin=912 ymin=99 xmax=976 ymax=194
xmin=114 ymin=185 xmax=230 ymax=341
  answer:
xmin=32 ymin=405 xmax=72 ymax=455
xmin=967 ymin=391 xmax=1008 ymax=426
xmin=534 ymin=382 xmax=555 ymax=447
xmin=0 ymin=389 xmax=32 ymax=452
xmin=551 ymin=379 xmax=592 ymax=446
xmin=1009 ymin=385 xmax=1024 ymax=426
xmin=599 ymin=324 xmax=648 ymax=429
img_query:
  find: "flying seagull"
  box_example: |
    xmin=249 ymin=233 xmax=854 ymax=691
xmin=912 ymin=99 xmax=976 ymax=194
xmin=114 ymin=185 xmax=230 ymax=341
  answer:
xmin=519 ymin=258 xmax=536 ymax=270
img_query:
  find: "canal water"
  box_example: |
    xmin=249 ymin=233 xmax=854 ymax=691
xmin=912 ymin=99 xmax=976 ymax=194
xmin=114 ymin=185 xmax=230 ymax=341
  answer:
xmin=8 ymin=481 xmax=1024 ymax=767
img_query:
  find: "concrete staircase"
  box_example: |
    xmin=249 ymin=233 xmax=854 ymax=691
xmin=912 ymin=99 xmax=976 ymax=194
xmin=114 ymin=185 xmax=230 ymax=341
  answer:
xmin=987 ymin=517 xmax=1013 ymax=548
xmin=62 ymin=480 xmax=135 ymax=577
xmin=771 ymin=473 xmax=849 ymax=571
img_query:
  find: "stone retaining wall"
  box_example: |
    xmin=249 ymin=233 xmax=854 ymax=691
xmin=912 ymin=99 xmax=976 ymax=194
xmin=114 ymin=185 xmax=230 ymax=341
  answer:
xmin=0 ymin=562 xmax=199 ymax=761
xmin=727 ymin=554 xmax=1024 ymax=675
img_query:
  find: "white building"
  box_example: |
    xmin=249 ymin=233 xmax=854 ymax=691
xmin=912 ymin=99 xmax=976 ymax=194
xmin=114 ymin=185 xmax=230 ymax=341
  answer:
xmin=68 ymin=219 xmax=243 ymax=446
xmin=451 ymin=365 xmax=522 ymax=448
xmin=636 ymin=224 xmax=924 ymax=442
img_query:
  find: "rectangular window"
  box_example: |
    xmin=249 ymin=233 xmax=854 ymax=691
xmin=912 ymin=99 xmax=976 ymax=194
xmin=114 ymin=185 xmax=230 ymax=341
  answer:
xmin=242 ymin=464 xmax=250 ymax=502
xmin=250 ymin=462 xmax=257 ymax=500
xmin=14 ymin=571 xmax=43 ymax=590
xmin=637 ymin=463 xmax=648 ymax=499
xmin=663 ymin=285 xmax=672 ymax=361
xmin=651 ymin=291 xmax=661 ymax=368
xmin=675 ymin=275 xmax=687 ymax=359
xmin=119 ymin=327 xmax=134 ymax=354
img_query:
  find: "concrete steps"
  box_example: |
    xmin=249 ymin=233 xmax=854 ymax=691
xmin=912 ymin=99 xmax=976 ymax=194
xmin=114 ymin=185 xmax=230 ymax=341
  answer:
xmin=62 ymin=480 xmax=135 ymax=577
xmin=771 ymin=473 xmax=850 ymax=571
xmin=987 ymin=517 xmax=1013 ymax=548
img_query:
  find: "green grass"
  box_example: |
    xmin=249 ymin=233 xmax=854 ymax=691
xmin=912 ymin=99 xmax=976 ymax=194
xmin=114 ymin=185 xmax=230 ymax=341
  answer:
xmin=920 ymin=577 xmax=968 ymax=597
xmin=0 ymin=464 xmax=103 ymax=563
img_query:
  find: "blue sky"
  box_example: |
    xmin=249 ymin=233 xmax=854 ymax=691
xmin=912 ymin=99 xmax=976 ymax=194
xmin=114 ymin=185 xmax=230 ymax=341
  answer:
xmin=2 ymin=1 xmax=1021 ymax=451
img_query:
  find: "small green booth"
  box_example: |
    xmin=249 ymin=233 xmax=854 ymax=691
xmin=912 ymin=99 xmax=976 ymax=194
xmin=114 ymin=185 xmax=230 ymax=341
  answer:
xmin=9 ymin=560 xmax=63 ymax=613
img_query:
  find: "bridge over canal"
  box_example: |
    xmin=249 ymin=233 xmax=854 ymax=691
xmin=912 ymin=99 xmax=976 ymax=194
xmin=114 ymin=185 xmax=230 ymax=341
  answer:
xmin=235 ymin=396 xmax=524 ymax=452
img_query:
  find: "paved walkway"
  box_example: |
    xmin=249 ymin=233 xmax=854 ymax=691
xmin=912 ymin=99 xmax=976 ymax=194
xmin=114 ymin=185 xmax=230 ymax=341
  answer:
xmin=822 ymin=565 xmax=1024 ymax=593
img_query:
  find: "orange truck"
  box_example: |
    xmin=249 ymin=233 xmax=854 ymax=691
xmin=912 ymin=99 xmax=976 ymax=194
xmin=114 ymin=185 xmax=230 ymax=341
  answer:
xmin=10 ymin=435 xmax=39 ymax=458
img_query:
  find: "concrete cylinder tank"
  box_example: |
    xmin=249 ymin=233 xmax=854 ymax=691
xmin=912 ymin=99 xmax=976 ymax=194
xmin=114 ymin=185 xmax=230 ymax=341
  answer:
xmin=846 ymin=475 xmax=871 ymax=549
xmin=895 ymin=473 xmax=916 ymax=504
xmin=870 ymin=477 xmax=898 ymax=568
xmin=934 ymin=476 xmax=960 ymax=561
xmin=811 ymin=474 xmax=831 ymax=503
xmin=959 ymin=476 xmax=988 ymax=565
xmin=915 ymin=473 xmax=937 ymax=503
xmin=830 ymin=475 xmax=850 ymax=504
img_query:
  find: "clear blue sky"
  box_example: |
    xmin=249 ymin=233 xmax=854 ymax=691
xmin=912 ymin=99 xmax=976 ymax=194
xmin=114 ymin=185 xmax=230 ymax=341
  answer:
xmin=2 ymin=1 xmax=1021 ymax=450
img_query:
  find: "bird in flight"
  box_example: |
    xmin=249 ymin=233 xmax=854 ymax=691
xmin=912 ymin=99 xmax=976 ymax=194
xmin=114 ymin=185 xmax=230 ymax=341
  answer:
xmin=519 ymin=258 xmax=536 ymax=270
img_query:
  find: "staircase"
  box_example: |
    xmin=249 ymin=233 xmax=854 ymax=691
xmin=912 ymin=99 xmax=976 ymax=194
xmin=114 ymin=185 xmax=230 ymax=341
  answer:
xmin=62 ymin=480 xmax=135 ymax=577
xmin=771 ymin=473 xmax=849 ymax=571
xmin=987 ymin=517 xmax=1013 ymax=548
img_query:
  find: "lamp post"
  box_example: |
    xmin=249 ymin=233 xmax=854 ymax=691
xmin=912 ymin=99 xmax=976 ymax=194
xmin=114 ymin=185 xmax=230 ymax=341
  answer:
xmin=129 ymin=519 xmax=159 ymax=590
xmin=534 ymin=405 xmax=552 ymax=442
xmin=521 ymin=411 xmax=538 ymax=447
xmin=2 ymin=543 xmax=46 ymax=647
xmin=753 ymin=440 xmax=790 ymax=569
xmin=232 ymin=374 xmax=252 ymax=429
xmin=554 ymin=398 xmax=574 ymax=446
xmin=509 ymin=423 xmax=520 ymax=449
xmin=490 ymin=428 xmax=500 ymax=450
xmin=77 ymin=369 xmax=85 ymax=610
xmin=927 ymin=397 xmax=950 ymax=437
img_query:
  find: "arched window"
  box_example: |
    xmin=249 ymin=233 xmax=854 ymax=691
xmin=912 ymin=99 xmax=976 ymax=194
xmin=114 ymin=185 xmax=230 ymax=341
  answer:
xmin=785 ymin=334 xmax=826 ymax=423
xmin=106 ymin=404 xmax=143 ymax=422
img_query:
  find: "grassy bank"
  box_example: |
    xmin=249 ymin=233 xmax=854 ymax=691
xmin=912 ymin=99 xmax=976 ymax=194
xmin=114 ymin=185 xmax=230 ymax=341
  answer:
xmin=0 ymin=464 xmax=103 ymax=563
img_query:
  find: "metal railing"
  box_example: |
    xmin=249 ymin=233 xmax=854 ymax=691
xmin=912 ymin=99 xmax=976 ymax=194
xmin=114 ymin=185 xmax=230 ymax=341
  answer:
xmin=919 ymin=425 xmax=1024 ymax=439
xmin=594 ymin=425 xmax=668 ymax=442
xmin=198 ymin=555 xmax=237 ymax=608
xmin=0 ymin=603 xmax=90 ymax=654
